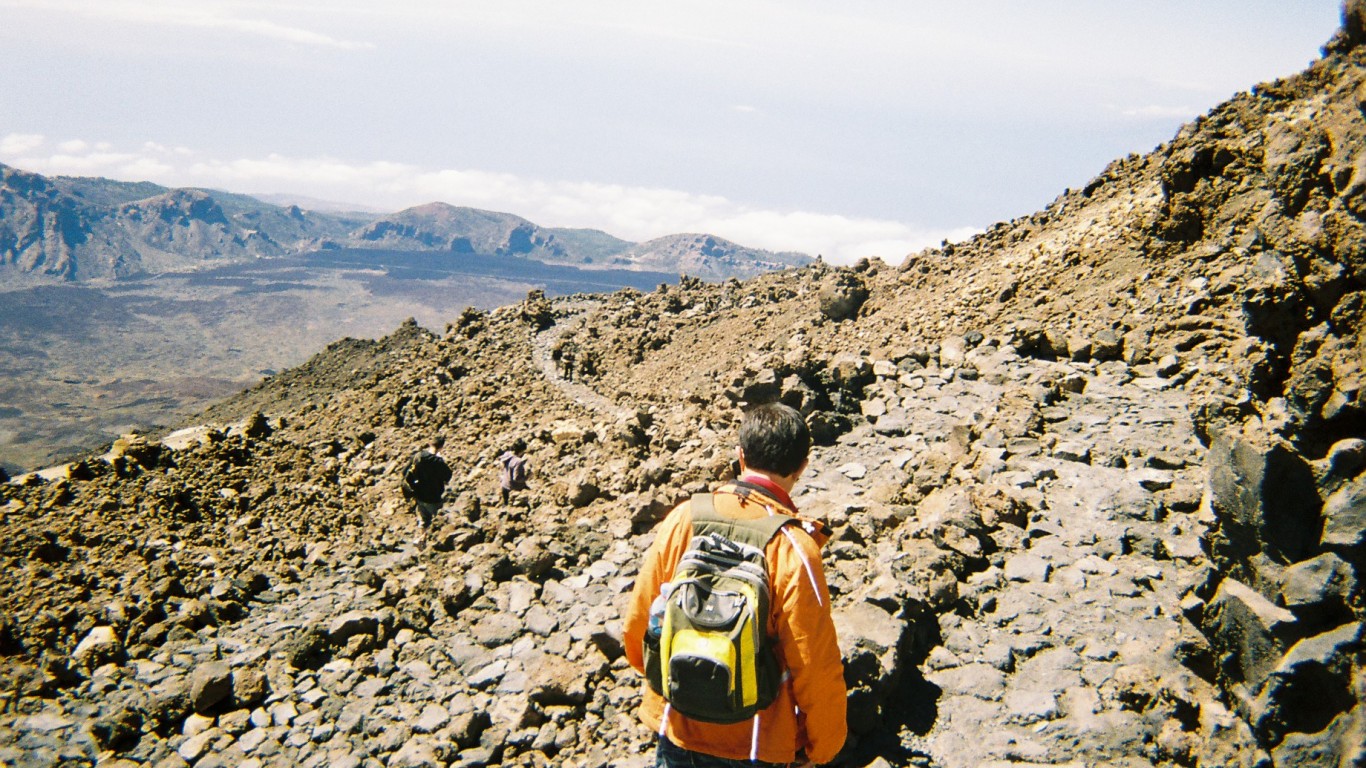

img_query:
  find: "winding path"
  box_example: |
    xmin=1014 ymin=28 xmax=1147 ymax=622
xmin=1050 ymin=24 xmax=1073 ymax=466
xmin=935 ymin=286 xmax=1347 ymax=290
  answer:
xmin=530 ymin=301 xmax=634 ymax=420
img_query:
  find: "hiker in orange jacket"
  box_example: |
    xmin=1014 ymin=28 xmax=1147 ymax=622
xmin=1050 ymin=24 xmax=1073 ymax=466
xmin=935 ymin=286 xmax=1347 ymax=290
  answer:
xmin=624 ymin=403 xmax=847 ymax=766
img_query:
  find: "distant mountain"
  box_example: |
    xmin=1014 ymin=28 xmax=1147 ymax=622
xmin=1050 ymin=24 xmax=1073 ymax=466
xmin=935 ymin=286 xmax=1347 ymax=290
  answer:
xmin=621 ymin=233 xmax=811 ymax=277
xmin=0 ymin=164 xmax=812 ymax=283
xmin=351 ymin=203 xmax=570 ymax=262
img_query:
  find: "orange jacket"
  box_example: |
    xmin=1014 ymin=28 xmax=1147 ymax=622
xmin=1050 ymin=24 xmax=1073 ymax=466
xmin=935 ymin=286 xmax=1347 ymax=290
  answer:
xmin=623 ymin=482 xmax=847 ymax=764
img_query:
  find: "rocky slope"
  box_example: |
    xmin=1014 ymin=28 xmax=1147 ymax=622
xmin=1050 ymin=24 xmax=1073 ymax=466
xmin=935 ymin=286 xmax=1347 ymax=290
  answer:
xmin=1 ymin=5 xmax=1364 ymax=768
xmin=0 ymin=168 xmax=809 ymax=284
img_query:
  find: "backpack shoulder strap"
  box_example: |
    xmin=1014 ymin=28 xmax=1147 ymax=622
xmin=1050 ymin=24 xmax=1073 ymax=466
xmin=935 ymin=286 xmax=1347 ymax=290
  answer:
xmin=689 ymin=493 xmax=793 ymax=548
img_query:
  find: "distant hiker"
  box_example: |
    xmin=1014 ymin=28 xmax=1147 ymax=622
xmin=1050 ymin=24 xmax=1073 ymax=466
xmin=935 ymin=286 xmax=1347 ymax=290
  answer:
xmin=498 ymin=440 xmax=529 ymax=504
xmin=559 ymin=340 xmax=578 ymax=382
xmin=401 ymin=437 xmax=452 ymax=537
xmin=624 ymin=403 xmax=846 ymax=767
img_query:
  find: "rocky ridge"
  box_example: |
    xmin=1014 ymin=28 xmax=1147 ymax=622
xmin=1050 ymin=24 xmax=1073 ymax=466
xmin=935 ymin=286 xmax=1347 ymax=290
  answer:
xmin=0 ymin=170 xmax=808 ymax=284
xmin=2 ymin=5 xmax=1365 ymax=768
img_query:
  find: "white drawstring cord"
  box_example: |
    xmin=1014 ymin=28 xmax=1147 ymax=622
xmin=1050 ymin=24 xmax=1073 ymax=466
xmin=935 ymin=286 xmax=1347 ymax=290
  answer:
xmin=750 ymin=713 xmax=761 ymax=762
xmin=781 ymin=528 xmax=822 ymax=606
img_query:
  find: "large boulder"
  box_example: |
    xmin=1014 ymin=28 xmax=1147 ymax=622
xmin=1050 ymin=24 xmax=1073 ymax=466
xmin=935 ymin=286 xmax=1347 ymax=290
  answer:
xmin=188 ymin=661 xmax=233 ymax=714
xmin=833 ymin=601 xmax=914 ymax=734
xmin=1206 ymin=430 xmax=1323 ymax=570
xmin=71 ymin=626 xmax=124 ymax=670
xmin=1204 ymin=578 xmax=1299 ymax=707
xmin=818 ymin=271 xmax=869 ymax=321
xmin=1252 ymin=622 xmax=1362 ymax=750
xmin=1279 ymin=553 xmax=1358 ymax=628
xmin=1321 ymin=476 xmax=1366 ymax=552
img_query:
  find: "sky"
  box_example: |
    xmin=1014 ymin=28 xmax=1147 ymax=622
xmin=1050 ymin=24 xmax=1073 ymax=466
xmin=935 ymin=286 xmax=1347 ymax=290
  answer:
xmin=0 ymin=1 xmax=1346 ymax=264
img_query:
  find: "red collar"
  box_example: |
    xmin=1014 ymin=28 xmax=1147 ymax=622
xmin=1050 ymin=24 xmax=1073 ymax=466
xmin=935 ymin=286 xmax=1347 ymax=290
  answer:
xmin=737 ymin=472 xmax=798 ymax=512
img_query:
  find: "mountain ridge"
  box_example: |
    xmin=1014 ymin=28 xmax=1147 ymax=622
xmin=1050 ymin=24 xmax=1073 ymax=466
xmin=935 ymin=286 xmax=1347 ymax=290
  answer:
xmin=0 ymin=166 xmax=812 ymax=283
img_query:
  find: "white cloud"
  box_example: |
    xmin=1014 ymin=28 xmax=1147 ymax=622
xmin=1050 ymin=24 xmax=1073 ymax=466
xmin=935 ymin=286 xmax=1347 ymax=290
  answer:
xmin=0 ymin=133 xmax=45 ymax=155
xmin=1116 ymin=104 xmax=1198 ymax=120
xmin=1 ymin=0 xmax=374 ymax=50
xmin=0 ymin=137 xmax=971 ymax=265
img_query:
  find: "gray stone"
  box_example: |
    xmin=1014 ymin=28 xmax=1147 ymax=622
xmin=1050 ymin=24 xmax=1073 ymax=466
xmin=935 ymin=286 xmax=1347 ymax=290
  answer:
xmin=833 ymin=601 xmax=911 ymax=733
xmin=231 ymin=666 xmax=269 ymax=708
xmin=1155 ymin=354 xmax=1182 ymax=377
xmin=818 ymin=272 xmax=869 ymax=321
xmin=1323 ymin=438 xmax=1366 ymax=478
xmin=71 ymin=626 xmax=123 ymax=669
xmin=523 ymin=605 xmax=559 ymax=637
xmin=1052 ymin=441 xmax=1091 ymax=464
xmin=219 ymin=709 xmax=251 ymax=735
xmin=327 ymin=611 xmax=380 ymax=645
xmin=1280 ymin=552 xmax=1357 ymax=621
xmin=1207 ymin=431 xmax=1322 ymax=563
xmin=269 ymin=700 xmax=298 ymax=727
xmin=352 ymin=677 xmax=389 ymax=698
xmin=1269 ymin=710 xmax=1359 ymax=768
xmin=336 ymin=705 xmax=366 ymax=735
xmin=177 ymin=728 xmax=218 ymax=761
xmin=490 ymin=694 xmax=541 ymax=730
xmin=1252 ymin=623 xmax=1362 ymax=745
xmin=1321 ymin=476 xmax=1366 ymax=550
xmin=389 ymin=737 xmax=441 ymax=768
xmin=449 ymin=709 xmax=492 ymax=749
xmin=929 ymin=663 xmax=1007 ymax=700
xmin=413 ymin=703 xmax=450 ymax=734
xmin=237 ymin=727 xmax=268 ymax=753
xmin=470 ymin=612 xmax=523 ymax=647
xmin=837 ymin=462 xmax=868 ymax=480
xmin=189 ymin=661 xmax=233 ymax=714
xmin=182 ymin=712 xmax=214 ymax=736
xmin=1091 ymin=330 xmax=1123 ymax=361
xmin=1004 ymin=553 xmax=1050 ymax=583
xmin=1206 ymin=578 xmax=1299 ymax=695
xmin=1004 ymin=689 xmax=1061 ymax=724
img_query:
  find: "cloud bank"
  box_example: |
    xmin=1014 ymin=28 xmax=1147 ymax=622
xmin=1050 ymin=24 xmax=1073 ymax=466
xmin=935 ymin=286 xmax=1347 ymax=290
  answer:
xmin=1 ymin=0 xmax=374 ymax=50
xmin=1 ymin=134 xmax=973 ymax=265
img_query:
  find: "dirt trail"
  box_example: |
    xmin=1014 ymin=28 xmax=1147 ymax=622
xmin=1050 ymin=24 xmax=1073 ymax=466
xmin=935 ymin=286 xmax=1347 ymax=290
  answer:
xmin=531 ymin=303 xmax=633 ymax=420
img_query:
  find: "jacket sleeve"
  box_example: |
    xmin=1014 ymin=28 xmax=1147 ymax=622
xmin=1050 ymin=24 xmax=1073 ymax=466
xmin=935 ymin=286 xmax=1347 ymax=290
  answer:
xmin=624 ymin=503 xmax=691 ymax=674
xmin=771 ymin=527 xmax=847 ymax=764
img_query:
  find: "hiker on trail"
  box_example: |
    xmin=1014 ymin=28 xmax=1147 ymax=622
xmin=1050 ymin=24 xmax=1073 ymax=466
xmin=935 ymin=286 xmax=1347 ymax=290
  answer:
xmin=498 ymin=440 xmax=529 ymax=505
xmin=624 ymin=403 xmax=846 ymax=767
xmin=401 ymin=437 xmax=452 ymax=538
xmin=559 ymin=340 xmax=578 ymax=382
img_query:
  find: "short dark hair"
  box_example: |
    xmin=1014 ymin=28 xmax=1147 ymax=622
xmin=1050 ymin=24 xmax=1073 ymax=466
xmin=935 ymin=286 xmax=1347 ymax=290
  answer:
xmin=431 ymin=435 xmax=446 ymax=450
xmin=739 ymin=403 xmax=810 ymax=477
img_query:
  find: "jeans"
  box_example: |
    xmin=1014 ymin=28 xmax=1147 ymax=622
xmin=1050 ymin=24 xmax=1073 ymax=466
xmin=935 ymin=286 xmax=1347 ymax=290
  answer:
xmin=654 ymin=735 xmax=795 ymax=768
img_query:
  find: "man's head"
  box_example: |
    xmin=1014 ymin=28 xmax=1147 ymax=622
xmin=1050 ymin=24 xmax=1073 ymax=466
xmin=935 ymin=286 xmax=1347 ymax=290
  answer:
xmin=430 ymin=435 xmax=446 ymax=451
xmin=738 ymin=402 xmax=810 ymax=479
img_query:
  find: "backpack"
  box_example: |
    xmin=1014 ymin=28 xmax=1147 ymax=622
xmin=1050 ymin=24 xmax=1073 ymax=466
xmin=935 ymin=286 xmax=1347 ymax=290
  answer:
xmin=643 ymin=493 xmax=794 ymax=724
xmin=402 ymin=451 xmax=450 ymax=503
